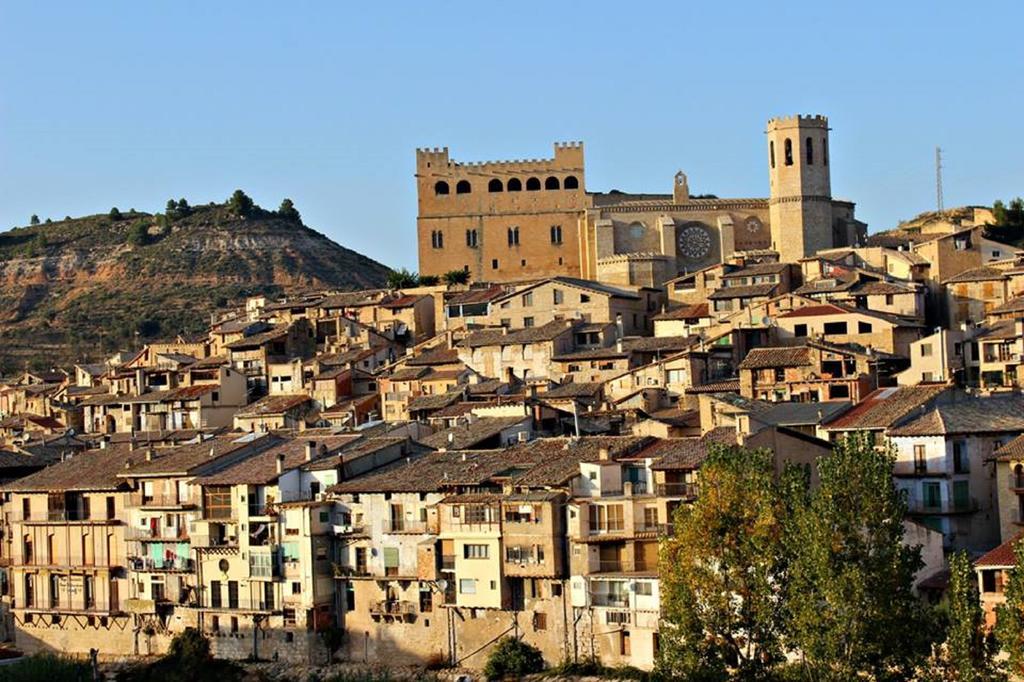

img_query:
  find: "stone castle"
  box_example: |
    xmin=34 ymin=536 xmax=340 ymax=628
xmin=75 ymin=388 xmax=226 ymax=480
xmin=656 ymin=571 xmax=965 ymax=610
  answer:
xmin=416 ymin=115 xmax=866 ymax=287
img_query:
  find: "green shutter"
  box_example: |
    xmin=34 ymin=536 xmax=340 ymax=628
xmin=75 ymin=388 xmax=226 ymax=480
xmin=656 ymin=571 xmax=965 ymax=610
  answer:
xmin=383 ymin=547 xmax=399 ymax=568
xmin=953 ymin=481 xmax=970 ymax=510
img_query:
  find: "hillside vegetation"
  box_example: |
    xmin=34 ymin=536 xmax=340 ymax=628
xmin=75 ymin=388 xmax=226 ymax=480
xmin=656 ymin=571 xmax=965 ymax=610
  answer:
xmin=0 ymin=195 xmax=392 ymax=371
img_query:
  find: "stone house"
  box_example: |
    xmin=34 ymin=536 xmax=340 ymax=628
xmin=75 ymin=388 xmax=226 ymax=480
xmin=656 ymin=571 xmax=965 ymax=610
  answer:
xmin=457 ymin=320 xmax=579 ymax=384
xmin=774 ymin=303 xmax=925 ymax=357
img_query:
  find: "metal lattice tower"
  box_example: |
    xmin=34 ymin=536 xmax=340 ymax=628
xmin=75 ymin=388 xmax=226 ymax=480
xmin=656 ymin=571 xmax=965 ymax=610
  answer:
xmin=935 ymin=146 xmax=944 ymax=212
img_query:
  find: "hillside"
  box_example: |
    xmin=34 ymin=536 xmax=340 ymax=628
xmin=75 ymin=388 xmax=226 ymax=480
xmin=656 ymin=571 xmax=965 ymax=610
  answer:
xmin=0 ymin=202 xmax=392 ymax=371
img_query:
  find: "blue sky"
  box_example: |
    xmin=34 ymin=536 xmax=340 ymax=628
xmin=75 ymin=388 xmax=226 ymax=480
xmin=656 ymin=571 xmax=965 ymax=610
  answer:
xmin=1 ymin=2 xmax=1021 ymax=270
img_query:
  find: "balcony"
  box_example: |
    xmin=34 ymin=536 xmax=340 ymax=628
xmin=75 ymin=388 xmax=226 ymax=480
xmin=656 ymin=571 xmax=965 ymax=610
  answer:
xmin=370 ymin=600 xmax=417 ymax=619
xmin=382 ymin=519 xmax=427 ymax=534
xmin=440 ymin=555 xmax=456 ymax=571
xmin=591 ymin=593 xmax=630 ymax=608
xmin=592 ymin=559 xmax=657 ymax=574
xmin=332 ymin=563 xmax=370 ymax=578
xmin=247 ymin=503 xmax=278 ymax=518
xmin=655 ymin=482 xmax=699 ymax=499
xmin=129 ymin=556 xmax=195 ymax=572
xmin=907 ymin=497 xmax=979 ymax=516
xmin=126 ymin=526 xmax=190 ymax=542
xmin=130 ymin=492 xmax=198 ymax=510
xmin=13 ymin=510 xmax=118 ymax=524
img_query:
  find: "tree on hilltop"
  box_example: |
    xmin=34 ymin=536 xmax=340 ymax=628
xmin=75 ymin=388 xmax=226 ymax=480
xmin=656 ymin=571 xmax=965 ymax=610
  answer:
xmin=109 ymin=207 xmax=122 ymax=221
xmin=30 ymin=214 xmax=40 ymax=226
xmin=227 ymin=189 xmax=255 ymax=218
xmin=278 ymin=198 xmax=301 ymax=223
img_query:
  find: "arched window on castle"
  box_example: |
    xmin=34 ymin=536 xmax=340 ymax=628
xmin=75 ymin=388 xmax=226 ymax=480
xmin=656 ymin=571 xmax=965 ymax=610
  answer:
xmin=434 ymin=181 xmax=450 ymax=196
xmin=806 ymin=137 xmax=814 ymax=165
xmin=488 ymin=179 xmax=503 ymax=193
xmin=507 ymin=226 xmax=520 ymax=246
xmin=823 ymin=138 xmax=829 ymax=166
xmin=431 ymin=231 xmax=444 ymax=249
xmin=550 ymin=225 xmax=562 ymax=245
xmin=507 ymin=178 xmax=522 ymax=192
xmin=456 ymin=180 xmax=472 ymax=194
xmin=769 ymin=141 xmax=775 ymax=169
xmin=563 ymin=175 xmax=579 ymax=190
xmin=784 ymin=139 xmax=793 ymax=166
xmin=526 ymin=177 xmax=541 ymax=191
xmin=466 ymin=229 xmax=478 ymax=248
xmin=545 ymin=176 xmax=560 ymax=190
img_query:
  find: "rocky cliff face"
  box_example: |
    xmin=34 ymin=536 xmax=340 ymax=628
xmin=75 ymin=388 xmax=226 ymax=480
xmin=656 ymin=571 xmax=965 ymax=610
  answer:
xmin=0 ymin=204 xmax=392 ymax=370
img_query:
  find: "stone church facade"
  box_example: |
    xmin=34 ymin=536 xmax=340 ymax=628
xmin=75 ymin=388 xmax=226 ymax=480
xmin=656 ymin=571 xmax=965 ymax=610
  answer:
xmin=416 ymin=115 xmax=865 ymax=288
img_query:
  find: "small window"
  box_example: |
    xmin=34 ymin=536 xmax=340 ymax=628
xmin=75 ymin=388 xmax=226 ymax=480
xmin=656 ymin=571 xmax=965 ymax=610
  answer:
xmin=857 ymin=321 xmax=873 ymax=334
xmin=431 ymin=230 xmax=444 ymax=249
xmin=885 ymin=294 xmax=894 ymax=305
xmin=523 ymin=317 xmax=535 ymax=327
xmin=466 ymin=229 xmax=478 ymax=248
xmin=920 ymin=343 xmax=933 ymax=357
xmin=491 ymin=259 xmax=499 ymax=270
xmin=805 ymin=137 xmax=814 ymax=165
xmin=434 ymin=181 xmax=450 ymax=196
xmin=823 ymin=321 xmax=848 ymax=335
xmin=488 ymin=179 xmax=503 ymax=193
xmin=580 ymin=294 xmax=590 ymax=304
xmin=769 ymin=140 xmax=775 ymax=169
xmin=634 ymin=582 xmax=653 ymax=596
xmin=550 ymin=225 xmax=563 ymax=244
xmin=784 ymin=138 xmax=793 ymax=166
xmin=553 ymin=289 xmax=564 ymax=305
xmin=522 ymin=292 xmax=533 ymax=307
xmin=459 ymin=579 xmax=477 ymax=594
xmin=507 ymin=227 xmax=520 ymax=246
xmin=563 ymin=176 xmax=579 ymax=190
xmin=544 ymin=176 xmax=560 ymax=190
xmin=526 ymin=177 xmax=541 ymax=191
xmin=456 ymin=180 xmax=471 ymax=194
xmin=507 ymin=178 xmax=522 ymax=192
xmin=463 ymin=544 xmax=489 ymax=559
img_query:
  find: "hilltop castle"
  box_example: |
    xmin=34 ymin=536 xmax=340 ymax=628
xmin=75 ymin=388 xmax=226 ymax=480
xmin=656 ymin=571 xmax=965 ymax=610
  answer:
xmin=415 ymin=115 xmax=866 ymax=287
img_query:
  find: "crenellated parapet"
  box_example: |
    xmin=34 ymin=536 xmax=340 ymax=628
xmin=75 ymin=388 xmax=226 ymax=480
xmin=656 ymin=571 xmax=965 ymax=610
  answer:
xmin=766 ymin=114 xmax=829 ymax=130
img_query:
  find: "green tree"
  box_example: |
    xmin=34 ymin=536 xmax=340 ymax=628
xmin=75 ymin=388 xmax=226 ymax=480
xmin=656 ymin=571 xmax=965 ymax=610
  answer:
xmin=226 ymin=189 xmax=255 ymax=218
xmin=946 ymin=550 xmax=1002 ymax=681
xmin=418 ymin=274 xmax=440 ymax=286
xmin=442 ymin=269 xmax=470 ymax=285
xmin=278 ymin=198 xmax=301 ymax=223
xmin=386 ymin=268 xmax=419 ymax=289
xmin=109 ymin=206 xmax=122 ymax=220
xmin=30 ymin=214 xmax=40 ymax=225
xmin=658 ymin=444 xmax=786 ymax=681
xmin=785 ymin=434 xmax=931 ymax=680
xmin=996 ymin=539 xmax=1024 ymax=675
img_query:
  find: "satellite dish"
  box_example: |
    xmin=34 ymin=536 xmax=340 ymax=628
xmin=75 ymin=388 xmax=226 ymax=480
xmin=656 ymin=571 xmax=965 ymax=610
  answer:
xmin=436 ymin=579 xmax=448 ymax=592
xmin=761 ymin=316 xmax=772 ymax=326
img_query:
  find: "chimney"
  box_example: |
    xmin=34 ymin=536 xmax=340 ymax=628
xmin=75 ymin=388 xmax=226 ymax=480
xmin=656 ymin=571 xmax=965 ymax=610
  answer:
xmin=99 ymin=437 xmax=108 ymax=450
xmin=124 ymin=459 xmax=131 ymax=470
xmin=145 ymin=447 xmax=155 ymax=462
xmin=598 ymin=447 xmax=610 ymax=461
xmin=276 ymin=453 xmax=285 ymax=475
xmin=615 ymin=338 xmax=623 ymax=353
xmin=305 ymin=440 xmax=316 ymax=461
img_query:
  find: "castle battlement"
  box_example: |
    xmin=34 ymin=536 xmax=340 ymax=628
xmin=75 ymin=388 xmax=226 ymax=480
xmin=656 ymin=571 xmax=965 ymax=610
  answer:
xmin=766 ymin=114 xmax=829 ymax=129
xmin=416 ymin=142 xmax=584 ymax=172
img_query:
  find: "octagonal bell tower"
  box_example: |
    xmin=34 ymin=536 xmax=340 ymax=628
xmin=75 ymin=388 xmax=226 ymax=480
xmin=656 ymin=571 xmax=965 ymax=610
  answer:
xmin=767 ymin=115 xmax=833 ymax=264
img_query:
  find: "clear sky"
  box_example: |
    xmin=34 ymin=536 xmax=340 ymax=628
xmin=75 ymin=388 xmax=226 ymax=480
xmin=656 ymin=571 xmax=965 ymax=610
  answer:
xmin=2 ymin=2 xmax=1021 ymax=270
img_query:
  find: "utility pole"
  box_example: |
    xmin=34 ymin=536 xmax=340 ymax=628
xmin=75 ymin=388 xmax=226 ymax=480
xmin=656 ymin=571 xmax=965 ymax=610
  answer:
xmin=935 ymin=146 xmax=944 ymax=212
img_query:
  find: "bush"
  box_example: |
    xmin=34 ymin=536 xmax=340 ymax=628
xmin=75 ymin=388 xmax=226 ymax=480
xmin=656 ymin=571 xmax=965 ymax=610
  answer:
xmin=128 ymin=220 xmax=150 ymax=247
xmin=0 ymin=653 xmax=91 ymax=682
xmin=483 ymin=636 xmax=544 ymax=679
xmin=442 ymin=269 xmax=469 ymax=285
xmin=109 ymin=207 xmax=122 ymax=220
xmin=418 ymin=274 xmax=440 ymax=286
xmin=167 ymin=627 xmax=211 ymax=664
xmin=29 ymin=214 xmax=40 ymax=225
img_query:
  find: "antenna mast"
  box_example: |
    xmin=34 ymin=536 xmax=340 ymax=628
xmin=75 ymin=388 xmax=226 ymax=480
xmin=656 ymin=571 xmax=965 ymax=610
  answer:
xmin=935 ymin=146 xmax=944 ymax=212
